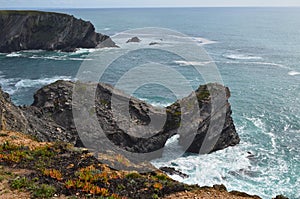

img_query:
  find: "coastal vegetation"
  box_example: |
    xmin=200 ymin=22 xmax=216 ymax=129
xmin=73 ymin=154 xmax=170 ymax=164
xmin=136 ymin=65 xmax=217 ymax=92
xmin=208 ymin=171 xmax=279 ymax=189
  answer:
xmin=0 ymin=130 xmax=264 ymax=199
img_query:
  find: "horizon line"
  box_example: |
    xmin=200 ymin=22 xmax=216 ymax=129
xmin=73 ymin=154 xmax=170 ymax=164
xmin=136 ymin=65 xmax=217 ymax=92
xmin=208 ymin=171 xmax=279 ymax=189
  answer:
xmin=1 ymin=6 xmax=300 ymax=10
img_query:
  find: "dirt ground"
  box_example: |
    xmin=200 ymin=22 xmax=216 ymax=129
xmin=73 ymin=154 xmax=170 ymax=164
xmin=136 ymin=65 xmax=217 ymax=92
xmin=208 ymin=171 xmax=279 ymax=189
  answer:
xmin=163 ymin=189 xmax=261 ymax=199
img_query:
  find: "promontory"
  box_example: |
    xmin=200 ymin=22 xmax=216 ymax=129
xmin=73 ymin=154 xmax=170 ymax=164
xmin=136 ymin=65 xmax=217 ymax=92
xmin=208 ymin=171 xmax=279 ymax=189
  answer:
xmin=0 ymin=10 xmax=117 ymax=53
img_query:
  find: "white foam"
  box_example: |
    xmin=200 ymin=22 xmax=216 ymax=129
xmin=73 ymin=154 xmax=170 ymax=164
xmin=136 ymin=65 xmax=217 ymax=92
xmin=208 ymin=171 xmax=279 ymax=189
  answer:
xmin=247 ymin=117 xmax=265 ymax=130
xmin=0 ymin=73 xmax=20 ymax=95
xmin=288 ymin=71 xmax=300 ymax=76
xmin=266 ymin=131 xmax=277 ymax=150
xmin=70 ymin=48 xmax=100 ymax=55
xmin=3 ymin=49 xmax=98 ymax=60
xmin=152 ymin=143 xmax=253 ymax=186
xmin=15 ymin=76 xmax=72 ymax=89
xmin=174 ymin=60 xmax=213 ymax=66
xmin=137 ymin=97 xmax=172 ymax=107
xmin=6 ymin=52 xmax=22 ymax=57
xmin=192 ymin=37 xmax=218 ymax=45
xmin=149 ymin=102 xmax=172 ymax=107
xmin=250 ymin=62 xmax=289 ymax=69
xmin=21 ymin=50 xmax=45 ymax=53
xmin=220 ymin=60 xmax=293 ymax=71
xmin=69 ymin=58 xmax=94 ymax=61
xmin=152 ymin=134 xmax=185 ymax=164
xmin=224 ymin=54 xmax=263 ymax=60
xmin=29 ymin=55 xmax=92 ymax=61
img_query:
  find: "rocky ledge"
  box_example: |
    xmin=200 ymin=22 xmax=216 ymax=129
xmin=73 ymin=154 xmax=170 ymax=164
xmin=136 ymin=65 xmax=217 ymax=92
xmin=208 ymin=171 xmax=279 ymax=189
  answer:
xmin=0 ymin=10 xmax=117 ymax=53
xmin=0 ymin=80 xmax=240 ymax=159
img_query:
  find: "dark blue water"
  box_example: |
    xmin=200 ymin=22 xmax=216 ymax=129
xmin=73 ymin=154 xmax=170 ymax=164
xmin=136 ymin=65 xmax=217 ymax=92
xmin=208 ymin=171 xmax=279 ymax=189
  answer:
xmin=0 ymin=8 xmax=299 ymax=198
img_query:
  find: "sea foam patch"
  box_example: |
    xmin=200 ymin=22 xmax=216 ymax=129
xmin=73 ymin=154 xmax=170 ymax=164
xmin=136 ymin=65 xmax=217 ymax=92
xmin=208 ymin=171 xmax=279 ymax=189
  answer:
xmin=174 ymin=60 xmax=213 ymax=66
xmin=288 ymin=71 xmax=300 ymax=76
xmin=15 ymin=76 xmax=73 ymax=89
xmin=224 ymin=54 xmax=263 ymax=60
xmin=0 ymin=74 xmax=73 ymax=95
xmin=6 ymin=52 xmax=22 ymax=57
xmin=192 ymin=37 xmax=218 ymax=45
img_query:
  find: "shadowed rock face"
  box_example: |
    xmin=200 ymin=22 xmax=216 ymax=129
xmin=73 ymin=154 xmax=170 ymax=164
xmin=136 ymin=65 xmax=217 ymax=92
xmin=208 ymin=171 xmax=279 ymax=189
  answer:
xmin=0 ymin=80 xmax=240 ymax=158
xmin=0 ymin=87 xmax=28 ymax=133
xmin=0 ymin=10 xmax=117 ymax=53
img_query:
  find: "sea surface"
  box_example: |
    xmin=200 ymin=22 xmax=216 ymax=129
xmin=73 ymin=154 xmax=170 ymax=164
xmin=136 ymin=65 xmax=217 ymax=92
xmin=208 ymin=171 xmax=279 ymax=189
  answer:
xmin=0 ymin=8 xmax=299 ymax=199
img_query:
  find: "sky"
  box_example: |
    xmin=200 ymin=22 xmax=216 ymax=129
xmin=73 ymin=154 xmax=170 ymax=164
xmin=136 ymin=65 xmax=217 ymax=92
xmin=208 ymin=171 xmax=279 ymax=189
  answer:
xmin=1 ymin=0 xmax=300 ymax=9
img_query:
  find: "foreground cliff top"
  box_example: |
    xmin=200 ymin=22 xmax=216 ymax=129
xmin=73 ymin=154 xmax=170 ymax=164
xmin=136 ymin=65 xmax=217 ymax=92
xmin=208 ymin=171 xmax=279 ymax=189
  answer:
xmin=0 ymin=130 xmax=263 ymax=199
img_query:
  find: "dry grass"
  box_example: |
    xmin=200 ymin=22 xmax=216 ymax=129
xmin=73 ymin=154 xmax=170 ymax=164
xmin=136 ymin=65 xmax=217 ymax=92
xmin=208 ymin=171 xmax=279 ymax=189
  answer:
xmin=0 ymin=130 xmax=51 ymax=150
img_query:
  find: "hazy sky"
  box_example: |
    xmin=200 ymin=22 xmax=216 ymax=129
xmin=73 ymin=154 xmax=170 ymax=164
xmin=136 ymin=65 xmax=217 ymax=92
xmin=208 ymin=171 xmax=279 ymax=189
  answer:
xmin=1 ymin=0 xmax=300 ymax=8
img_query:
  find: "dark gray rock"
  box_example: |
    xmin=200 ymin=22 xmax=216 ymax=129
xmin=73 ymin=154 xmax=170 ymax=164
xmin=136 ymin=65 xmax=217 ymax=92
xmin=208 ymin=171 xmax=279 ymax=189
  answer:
xmin=126 ymin=37 xmax=141 ymax=43
xmin=0 ymin=10 xmax=117 ymax=53
xmin=149 ymin=42 xmax=160 ymax=46
xmin=159 ymin=167 xmax=189 ymax=178
xmin=273 ymin=195 xmax=289 ymax=199
xmin=0 ymin=80 xmax=240 ymax=159
xmin=0 ymin=86 xmax=28 ymax=133
xmin=166 ymin=84 xmax=240 ymax=154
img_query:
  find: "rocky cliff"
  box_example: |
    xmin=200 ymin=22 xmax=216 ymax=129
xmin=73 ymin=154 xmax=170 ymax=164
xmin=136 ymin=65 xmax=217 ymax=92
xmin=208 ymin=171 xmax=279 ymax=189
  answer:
xmin=0 ymin=10 xmax=117 ymax=53
xmin=0 ymin=81 xmax=240 ymax=158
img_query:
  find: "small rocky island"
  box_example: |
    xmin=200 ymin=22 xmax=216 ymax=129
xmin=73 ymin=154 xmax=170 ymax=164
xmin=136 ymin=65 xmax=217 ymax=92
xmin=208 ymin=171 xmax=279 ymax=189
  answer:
xmin=0 ymin=10 xmax=117 ymax=52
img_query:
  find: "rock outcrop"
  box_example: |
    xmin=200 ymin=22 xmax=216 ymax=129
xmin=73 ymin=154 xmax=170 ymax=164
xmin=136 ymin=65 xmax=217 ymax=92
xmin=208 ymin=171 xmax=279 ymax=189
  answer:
xmin=0 ymin=10 xmax=117 ymax=53
xmin=0 ymin=80 xmax=240 ymax=159
xmin=0 ymin=86 xmax=28 ymax=133
xmin=126 ymin=37 xmax=141 ymax=43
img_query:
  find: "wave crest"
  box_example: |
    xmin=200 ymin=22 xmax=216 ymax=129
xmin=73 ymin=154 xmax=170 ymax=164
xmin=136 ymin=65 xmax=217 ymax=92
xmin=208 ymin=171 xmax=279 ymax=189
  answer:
xmin=224 ymin=54 xmax=263 ymax=60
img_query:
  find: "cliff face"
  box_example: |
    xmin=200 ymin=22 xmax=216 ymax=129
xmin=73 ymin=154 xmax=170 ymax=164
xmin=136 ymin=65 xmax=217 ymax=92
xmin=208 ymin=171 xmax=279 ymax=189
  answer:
xmin=0 ymin=81 xmax=240 ymax=158
xmin=0 ymin=87 xmax=28 ymax=133
xmin=0 ymin=10 xmax=117 ymax=53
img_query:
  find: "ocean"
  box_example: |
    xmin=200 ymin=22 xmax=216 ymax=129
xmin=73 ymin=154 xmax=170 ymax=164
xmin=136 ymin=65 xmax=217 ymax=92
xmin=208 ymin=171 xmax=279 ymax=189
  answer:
xmin=0 ymin=8 xmax=299 ymax=199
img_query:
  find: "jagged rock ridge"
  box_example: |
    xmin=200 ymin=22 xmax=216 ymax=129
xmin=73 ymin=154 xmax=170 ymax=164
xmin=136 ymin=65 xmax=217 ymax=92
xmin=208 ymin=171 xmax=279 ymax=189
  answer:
xmin=0 ymin=80 xmax=240 ymax=159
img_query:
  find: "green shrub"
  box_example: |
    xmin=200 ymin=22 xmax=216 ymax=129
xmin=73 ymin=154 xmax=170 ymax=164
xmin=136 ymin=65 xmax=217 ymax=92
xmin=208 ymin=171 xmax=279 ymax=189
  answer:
xmin=11 ymin=177 xmax=29 ymax=189
xmin=32 ymin=184 xmax=56 ymax=198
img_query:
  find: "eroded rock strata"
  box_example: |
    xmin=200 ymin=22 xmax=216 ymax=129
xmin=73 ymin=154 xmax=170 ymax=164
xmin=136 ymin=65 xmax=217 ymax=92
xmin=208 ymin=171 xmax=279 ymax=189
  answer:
xmin=0 ymin=80 xmax=240 ymax=158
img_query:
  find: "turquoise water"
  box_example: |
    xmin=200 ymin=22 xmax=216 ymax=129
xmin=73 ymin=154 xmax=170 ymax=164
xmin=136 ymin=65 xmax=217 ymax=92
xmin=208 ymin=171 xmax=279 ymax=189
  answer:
xmin=0 ymin=8 xmax=299 ymax=198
